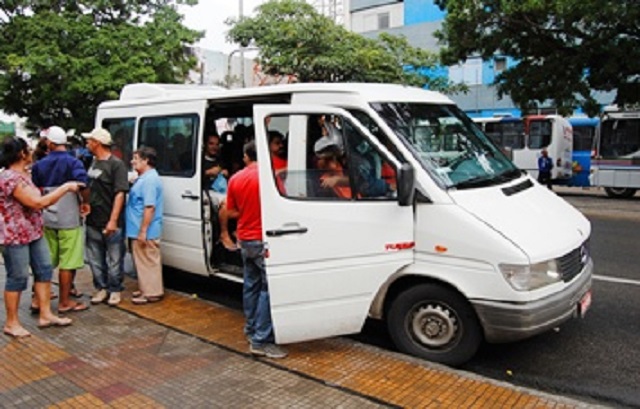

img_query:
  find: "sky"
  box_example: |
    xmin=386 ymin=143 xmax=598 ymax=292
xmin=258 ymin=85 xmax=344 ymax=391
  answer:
xmin=178 ymin=0 xmax=269 ymax=54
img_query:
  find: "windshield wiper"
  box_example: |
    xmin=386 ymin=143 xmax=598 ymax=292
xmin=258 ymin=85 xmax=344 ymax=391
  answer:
xmin=493 ymin=168 xmax=523 ymax=183
xmin=453 ymin=168 xmax=521 ymax=190
xmin=453 ymin=175 xmax=495 ymax=189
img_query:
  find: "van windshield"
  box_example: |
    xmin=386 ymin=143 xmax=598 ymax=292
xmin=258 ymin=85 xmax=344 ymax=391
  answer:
xmin=371 ymin=102 xmax=521 ymax=189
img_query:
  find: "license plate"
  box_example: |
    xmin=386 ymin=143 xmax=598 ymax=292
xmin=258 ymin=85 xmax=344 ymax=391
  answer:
xmin=578 ymin=290 xmax=592 ymax=318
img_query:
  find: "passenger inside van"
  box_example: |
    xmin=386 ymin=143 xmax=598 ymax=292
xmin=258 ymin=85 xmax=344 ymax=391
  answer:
xmin=345 ymin=129 xmax=395 ymax=198
xmin=313 ymin=138 xmax=351 ymax=199
xmin=269 ymin=130 xmax=288 ymax=195
xmin=202 ymin=134 xmax=228 ymax=192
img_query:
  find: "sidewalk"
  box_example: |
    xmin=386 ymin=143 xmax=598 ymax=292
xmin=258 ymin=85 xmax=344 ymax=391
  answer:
xmin=0 ymin=264 xmax=598 ymax=408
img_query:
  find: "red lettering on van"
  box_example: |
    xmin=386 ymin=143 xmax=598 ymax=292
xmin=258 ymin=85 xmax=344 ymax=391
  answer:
xmin=385 ymin=242 xmax=415 ymax=251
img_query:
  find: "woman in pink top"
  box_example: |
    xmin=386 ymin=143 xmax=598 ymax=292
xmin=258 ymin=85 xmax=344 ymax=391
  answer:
xmin=0 ymin=137 xmax=83 ymax=338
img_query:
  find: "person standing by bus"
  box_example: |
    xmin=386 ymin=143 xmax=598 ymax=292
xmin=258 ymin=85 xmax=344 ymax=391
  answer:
xmin=83 ymin=128 xmax=129 ymax=307
xmin=1 ymin=137 xmax=80 ymax=337
xmin=223 ymin=141 xmax=287 ymax=359
xmin=126 ymin=147 xmax=164 ymax=305
xmin=538 ymin=148 xmax=554 ymax=189
xmin=31 ymin=126 xmax=90 ymax=314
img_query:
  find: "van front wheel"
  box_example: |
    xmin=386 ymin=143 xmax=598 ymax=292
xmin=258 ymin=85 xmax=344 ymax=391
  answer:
xmin=387 ymin=284 xmax=482 ymax=367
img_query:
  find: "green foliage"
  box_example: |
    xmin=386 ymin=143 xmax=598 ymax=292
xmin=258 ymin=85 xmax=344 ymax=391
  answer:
xmin=226 ymin=0 xmax=464 ymax=93
xmin=434 ymin=0 xmax=640 ymax=116
xmin=0 ymin=0 xmax=203 ymax=130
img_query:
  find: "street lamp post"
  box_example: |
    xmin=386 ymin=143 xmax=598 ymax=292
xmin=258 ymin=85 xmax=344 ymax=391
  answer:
xmin=239 ymin=0 xmax=244 ymax=87
xmin=227 ymin=46 xmax=259 ymax=88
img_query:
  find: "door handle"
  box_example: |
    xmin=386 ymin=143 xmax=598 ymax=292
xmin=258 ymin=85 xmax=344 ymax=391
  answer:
xmin=181 ymin=190 xmax=199 ymax=200
xmin=266 ymin=226 xmax=308 ymax=237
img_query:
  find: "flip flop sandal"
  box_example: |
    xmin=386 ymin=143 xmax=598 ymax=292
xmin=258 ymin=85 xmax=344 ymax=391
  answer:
xmin=146 ymin=295 xmax=163 ymax=303
xmin=131 ymin=296 xmax=149 ymax=305
xmin=58 ymin=303 xmax=89 ymax=313
xmin=132 ymin=291 xmax=143 ymax=298
xmin=3 ymin=327 xmax=31 ymax=338
xmin=38 ymin=317 xmax=72 ymax=328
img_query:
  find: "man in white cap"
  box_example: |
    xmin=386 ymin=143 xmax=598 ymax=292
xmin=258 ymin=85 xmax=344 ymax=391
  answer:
xmin=82 ymin=127 xmax=129 ymax=306
xmin=31 ymin=126 xmax=90 ymax=313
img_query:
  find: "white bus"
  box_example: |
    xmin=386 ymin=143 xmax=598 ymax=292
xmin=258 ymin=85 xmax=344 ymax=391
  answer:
xmin=591 ymin=107 xmax=640 ymax=198
xmin=473 ymin=115 xmax=573 ymax=182
xmin=96 ymin=83 xmax=593 ymax=366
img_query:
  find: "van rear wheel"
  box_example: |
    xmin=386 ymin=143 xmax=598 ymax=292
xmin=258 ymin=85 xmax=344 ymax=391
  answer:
xmin=387 ymin=283 xmax=482 ymax=367
xmin=604 ymin=187 xmax=637 ymax=199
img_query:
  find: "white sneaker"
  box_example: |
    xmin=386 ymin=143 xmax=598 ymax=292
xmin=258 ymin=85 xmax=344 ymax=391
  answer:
xmin=90 ymin=289 xmax=108 ymax=304
xmin=107 ymin=292 xmax=121 ymax=306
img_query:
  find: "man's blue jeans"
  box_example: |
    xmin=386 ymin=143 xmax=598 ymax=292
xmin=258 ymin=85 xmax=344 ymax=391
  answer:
xmin=86 ymin=225 xmax=125 ymax=293
xmin=240 ymin=240 xmax=274 ymax=347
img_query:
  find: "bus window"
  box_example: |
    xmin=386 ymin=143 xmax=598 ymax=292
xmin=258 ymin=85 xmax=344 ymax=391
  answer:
xmin=600 ymin=118 xmax=640 ymax=158
xmin=484 ymin=121 xmax=524 ymax=150
xmin=572 ymin=125 xmax=596 ymax=152
xmin=528 ymin=120 xmax=552 ymax=149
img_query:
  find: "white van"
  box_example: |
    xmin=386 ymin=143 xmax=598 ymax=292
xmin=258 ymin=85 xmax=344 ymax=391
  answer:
xmin=96 ymin=83 xmax=592 ymax=366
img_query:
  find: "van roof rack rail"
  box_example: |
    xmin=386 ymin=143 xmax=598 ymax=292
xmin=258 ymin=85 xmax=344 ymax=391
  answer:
xmin=119 ymin=83 xmax=225 ymax=101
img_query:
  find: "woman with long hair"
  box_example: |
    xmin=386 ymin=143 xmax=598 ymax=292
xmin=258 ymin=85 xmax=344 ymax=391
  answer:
xmin=0 ymin=137 xmax=83 ymax=337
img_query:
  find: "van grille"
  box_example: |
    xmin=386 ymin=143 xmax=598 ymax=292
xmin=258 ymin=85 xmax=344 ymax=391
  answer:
xmin=557 ymin=241 xmax=589 ymax=282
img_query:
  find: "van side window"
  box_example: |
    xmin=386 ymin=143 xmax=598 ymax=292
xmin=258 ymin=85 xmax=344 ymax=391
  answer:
xmin=102 ymin=118 xmax=135 ymax=170
xmin=139 ymin=114 xmax=199 ymax=176
xmin=343 ymin=120 xmax=397 ymax=198
xmin=265 ymin=114 xmax=396 ymax=201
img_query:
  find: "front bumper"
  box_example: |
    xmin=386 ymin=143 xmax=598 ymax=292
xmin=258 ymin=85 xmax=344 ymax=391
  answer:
xmin=472 ymin=258 xmax=593 ymax=343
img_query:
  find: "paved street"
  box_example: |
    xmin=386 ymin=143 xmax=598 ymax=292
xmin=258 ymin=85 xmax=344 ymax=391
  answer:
xmin=1 ymin=185 xmax=636 ymax=408
xmin=0 ymin=264 xmax=593 ymax=408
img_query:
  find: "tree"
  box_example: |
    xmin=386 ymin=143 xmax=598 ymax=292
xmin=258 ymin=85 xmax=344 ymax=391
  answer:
xmin=0 ymin=0 xmax=203 ymax=131
xmin=226 ymin=0 xmax=464 ymax=93
xmin=434 ymin=0 xmax=640 ymax=116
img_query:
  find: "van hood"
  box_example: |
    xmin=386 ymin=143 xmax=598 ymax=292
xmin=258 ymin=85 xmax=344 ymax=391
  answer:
xmin=449 ymin=178 xmax=590 ymax=262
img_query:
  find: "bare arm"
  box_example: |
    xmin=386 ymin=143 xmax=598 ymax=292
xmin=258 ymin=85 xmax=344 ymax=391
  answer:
xmin=219 ymin=199 xmax=239 ymax=250
xmin=79 ymin=187 xmax=91 ymax=217
xmin=13 ymin=181 xmax=81 ymax=210
xmin=104 ymin=191 xmax=125 ymax=234
xmin=137 ymin=205 xmax=155 ymax=242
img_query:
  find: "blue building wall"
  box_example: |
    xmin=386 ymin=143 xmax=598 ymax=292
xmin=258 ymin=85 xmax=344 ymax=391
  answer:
xmin=404 ymin=0 xmax=445 ymax=25
xmin=481 ymin=57 xmax=517 ymax=84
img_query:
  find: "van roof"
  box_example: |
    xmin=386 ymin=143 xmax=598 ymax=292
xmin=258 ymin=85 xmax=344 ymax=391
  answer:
xmin=99 ymin=82 xmax=454 ymax=108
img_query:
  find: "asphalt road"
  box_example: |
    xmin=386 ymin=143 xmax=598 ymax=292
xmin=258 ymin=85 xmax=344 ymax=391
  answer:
xmin=165 ymin=187 xmax=640 ymax=408
xmin=353 ymin=189 xmax=640 ymax=408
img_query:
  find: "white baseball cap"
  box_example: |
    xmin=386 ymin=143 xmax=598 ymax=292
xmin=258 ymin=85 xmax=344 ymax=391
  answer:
xmin=82 ymin=127 xmax=113 ymax=145
xmin=45 ymin=126 xmax=67 ymax=145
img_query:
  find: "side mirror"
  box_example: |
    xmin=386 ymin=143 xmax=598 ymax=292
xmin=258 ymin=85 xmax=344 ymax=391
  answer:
xmin=397 ymin=163 xmax=415 ymax=207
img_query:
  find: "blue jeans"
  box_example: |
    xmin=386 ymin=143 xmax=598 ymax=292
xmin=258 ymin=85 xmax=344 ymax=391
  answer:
xmin=86 ymin=225 xmax=125 ymax=293
xmin=240 ymin=240 xmax=274 ymax=347
xmin=3 ymin=237 xmax=53 ymax=291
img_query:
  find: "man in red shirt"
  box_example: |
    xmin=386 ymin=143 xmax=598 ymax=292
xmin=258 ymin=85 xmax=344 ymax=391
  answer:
xmin=223 ymin=141 xmax=287 ymax=359
xmin=268 ymin=131 xmax=287 ymax=172
xmin=268 ymin=131 xmax=287 ymax=194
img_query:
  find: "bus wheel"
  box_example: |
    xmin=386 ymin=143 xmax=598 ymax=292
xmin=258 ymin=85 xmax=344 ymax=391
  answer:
xmin=604 ymin=187 xmax=637 ymax=199
xmin=387 ymin=283 xmax=482 ymax=367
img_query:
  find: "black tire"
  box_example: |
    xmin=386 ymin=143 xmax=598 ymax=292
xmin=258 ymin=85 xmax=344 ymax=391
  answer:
xmin=387 ymin=283 xmax=482 ymax=367
xmin=604 ymin=187 xmax=637 ymax=199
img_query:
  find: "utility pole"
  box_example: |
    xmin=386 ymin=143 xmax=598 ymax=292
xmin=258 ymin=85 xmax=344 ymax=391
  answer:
xmin=239 ymin=0 xmax=245 ymax=87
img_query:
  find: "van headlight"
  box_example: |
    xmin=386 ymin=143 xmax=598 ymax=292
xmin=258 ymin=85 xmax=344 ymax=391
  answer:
xmin=499 ymin=260 xmax=561 ymax=291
